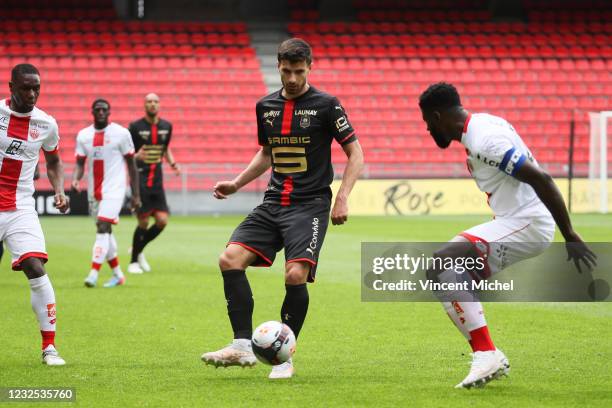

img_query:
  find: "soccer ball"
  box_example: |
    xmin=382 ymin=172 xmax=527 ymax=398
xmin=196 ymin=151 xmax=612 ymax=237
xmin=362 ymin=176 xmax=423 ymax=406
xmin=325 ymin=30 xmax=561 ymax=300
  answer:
xmin=251 ymin=321 xmax=296 ymax=365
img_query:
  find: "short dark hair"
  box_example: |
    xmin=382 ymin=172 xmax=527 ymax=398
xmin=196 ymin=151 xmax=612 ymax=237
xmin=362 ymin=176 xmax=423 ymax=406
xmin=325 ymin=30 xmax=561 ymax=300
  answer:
xmin=11 ymin=63 xmax=40 ymax=82
xmin=91 ymin=98 xmax=110 ymax=110
xmin=278 ymin=38 xmax=312 ymax=65
xmin=419 ymin=82 xmax=462 ymax=113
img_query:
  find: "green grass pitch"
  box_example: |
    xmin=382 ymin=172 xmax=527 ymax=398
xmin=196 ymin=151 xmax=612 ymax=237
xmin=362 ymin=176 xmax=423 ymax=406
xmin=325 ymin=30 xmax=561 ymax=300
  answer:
xmin=1 ymin=214 xmax=611 ymax=407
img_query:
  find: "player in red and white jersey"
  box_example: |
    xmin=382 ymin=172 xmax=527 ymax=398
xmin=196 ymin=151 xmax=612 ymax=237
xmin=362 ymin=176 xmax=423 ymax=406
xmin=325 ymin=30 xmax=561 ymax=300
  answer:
xmin=419 ymin=83 xmax=596 ymax=389
xmin=72 ymin=99 xmax=140 ymax=288
xmin=1 ymin=64 xmax=70 ymax=365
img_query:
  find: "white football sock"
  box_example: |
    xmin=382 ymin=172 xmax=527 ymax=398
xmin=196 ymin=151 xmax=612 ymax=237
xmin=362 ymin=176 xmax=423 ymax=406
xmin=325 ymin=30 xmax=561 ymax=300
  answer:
xmin=92 ymin=233 xmax=110 ymax=266
xmin=437 ymin=267 xmax=487 ymax=335
xmin=29 ymin=274 xmax=56 ymax=332
xmin=233 ymin=338 xmax=251 ymax=349
xmin=107 ymin=233 xmax=118 ymax=260
xmin=106 ymin=233 xmax=123 ymax=277
xmin=458 ymin=301 xmax=487 ymax=332
xmin=443 ymin=301 xmax=471 ymax=341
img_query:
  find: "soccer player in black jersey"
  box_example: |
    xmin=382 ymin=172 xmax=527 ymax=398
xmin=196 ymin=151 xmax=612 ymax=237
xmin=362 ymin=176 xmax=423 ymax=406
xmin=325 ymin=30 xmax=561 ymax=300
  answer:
xmin=201 ymin=38 xmax=364 ymax=379
xmin=127 ymin=93 xmax=180 ymax=274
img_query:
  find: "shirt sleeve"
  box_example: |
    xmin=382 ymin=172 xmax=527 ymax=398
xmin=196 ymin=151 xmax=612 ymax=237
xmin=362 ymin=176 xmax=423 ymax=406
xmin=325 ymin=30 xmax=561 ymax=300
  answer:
xmin=166 ymin=122 xmax=172 ymax=146
xmin=477 ymin=136 xmax=527 ymax=177
xmin=256 ymin=102 xmax=268 ymax=146
xmin=128 ymin=122 xmax=141 ymax=151
xmin=121 ymin=129 xmax=136 ymax=157
xmin=75 ymin=133 xmax=87 ymax=159
xmin=42 ymin=120 xmax=60 ymax=153
xmin=255 ymin=103 xmax=269 ymax=146
xmin=328 ymin=96 xmax=357 ymax=146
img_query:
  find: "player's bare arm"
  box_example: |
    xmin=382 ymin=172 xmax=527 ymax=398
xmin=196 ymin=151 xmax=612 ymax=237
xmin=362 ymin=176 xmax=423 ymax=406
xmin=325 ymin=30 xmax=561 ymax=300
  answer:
xmin=44 ymin=150 xmax=69 ymax=213
xmin=513 ymin=160 xmax=597 ymax=272
xmin=125 ymin=155 xmax=142 ymax=211
xmin=71 ymin=156 xmax=86 ymax=192
xmin=213 ymin=146 xmax=272 ymax=199
xmin=164 ymin=146 xmax=181 ymax=175
xmin=331 ymin=140 xmax=364 ymax=225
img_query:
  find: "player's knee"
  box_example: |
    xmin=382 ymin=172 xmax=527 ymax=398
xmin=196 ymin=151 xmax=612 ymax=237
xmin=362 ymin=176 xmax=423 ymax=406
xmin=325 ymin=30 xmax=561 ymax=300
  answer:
xmin=155 ymin=216 xmax=168 ymax=229
xmin=96 ymin=221 xmax=112 ymax=234
xmin=433 ymin=240 xmax=472 ymax=260
xmin=21 ymin=258 xmax=46 ymax=279
xmin=285 ymin=263 xmax=309 ymax=285
xmin=219 ymin=250 xmax=240 ymax=271
xmin=137 ymin=218 xmax=149 ymax=229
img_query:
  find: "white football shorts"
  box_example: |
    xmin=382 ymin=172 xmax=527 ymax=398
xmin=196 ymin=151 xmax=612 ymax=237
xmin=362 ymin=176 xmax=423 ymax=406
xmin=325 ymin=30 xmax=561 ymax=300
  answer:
xmin=89 ymin=199 xmax=123 ymax=224
xmin=459 ymin=215 xmax=556 ymax=278
xmin=0 ymin=208 xmax=47 ymax=270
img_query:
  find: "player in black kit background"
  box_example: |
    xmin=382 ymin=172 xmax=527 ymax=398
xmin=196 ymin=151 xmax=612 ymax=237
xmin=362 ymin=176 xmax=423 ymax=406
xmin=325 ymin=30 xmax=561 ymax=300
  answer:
xmin=127 ymin=93 xmax=180 ymax=274
xmin=201 ymin=38 xmax=364 ymax=379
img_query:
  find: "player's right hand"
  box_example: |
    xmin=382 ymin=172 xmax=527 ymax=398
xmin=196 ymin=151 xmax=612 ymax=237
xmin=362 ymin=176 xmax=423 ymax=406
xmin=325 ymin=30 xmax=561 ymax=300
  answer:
xmin=134 ymin=148 xmax=147 ymax=161
xmin=130 ymin=195 xmax=142 ymax=213
xmin=565 ymin=232 xmax=597 ymax=273
xmin=70 ymin=179 xmax=80 ymax=192
xmin=54 ymin=193 xmax=70 ymax=214
xmin=213 ymin=181 xmax=238 ymax=199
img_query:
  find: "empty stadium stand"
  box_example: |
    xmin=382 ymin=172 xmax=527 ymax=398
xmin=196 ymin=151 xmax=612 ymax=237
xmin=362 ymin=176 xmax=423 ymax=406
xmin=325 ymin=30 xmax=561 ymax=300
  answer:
xmin=0 ymin=0 xmax=610 ymax=192
xmin=289 ymin=0 xmax=611 ymax=178
xmin=0 ymin=0 xmax=265 ymax=191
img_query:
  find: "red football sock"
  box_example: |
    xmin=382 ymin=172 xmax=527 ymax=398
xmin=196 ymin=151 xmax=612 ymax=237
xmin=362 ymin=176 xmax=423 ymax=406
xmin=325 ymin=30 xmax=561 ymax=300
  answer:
xmin=108 ymin=257 xmax=119 ymax=269
xmin=41 ymin=330 xmax=55 ymax=350
xmin=469 ymin=326 xmax=495 ymax=352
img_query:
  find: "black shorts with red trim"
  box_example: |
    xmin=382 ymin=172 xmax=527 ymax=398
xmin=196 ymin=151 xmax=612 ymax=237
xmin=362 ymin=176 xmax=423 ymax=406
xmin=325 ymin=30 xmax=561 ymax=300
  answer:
xmin=228 ymin=199 xmax=330 ymax=282
xmin=137 ymin=187 xmax=169 ymax=215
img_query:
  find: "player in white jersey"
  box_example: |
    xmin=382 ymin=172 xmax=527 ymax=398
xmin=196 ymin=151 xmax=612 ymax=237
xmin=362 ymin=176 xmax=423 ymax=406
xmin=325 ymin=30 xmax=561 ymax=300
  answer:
xmin=1 ymin=64 xmax=70 ymax=365
xmin=72 ymin=99 xmax=140 ymax=288
xmin=418 ymin=83 xmax=596 ymax=389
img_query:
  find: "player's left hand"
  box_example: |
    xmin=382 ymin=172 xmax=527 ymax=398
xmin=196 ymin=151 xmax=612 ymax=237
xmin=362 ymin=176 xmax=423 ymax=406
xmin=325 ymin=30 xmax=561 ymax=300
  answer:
xmin=171 ymin=163 xmax=181 ymax=175
xmin=331 ymin=196 xmax=349 ymax=225
xmin=54 ymin=193 xmax=70 ymax=214
xmin=130 ymin=195 xmax=142 ymax=213
xmin=565 ymin=232 xmax=597 ymax=273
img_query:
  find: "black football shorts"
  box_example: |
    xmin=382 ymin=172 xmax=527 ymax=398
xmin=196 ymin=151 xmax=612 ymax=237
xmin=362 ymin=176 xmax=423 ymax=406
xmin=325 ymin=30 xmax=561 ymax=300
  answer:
xmin=228 ymin=199 xmax=331 ymax=282
xmin=137 ymin=188 xmax=169 ymax=215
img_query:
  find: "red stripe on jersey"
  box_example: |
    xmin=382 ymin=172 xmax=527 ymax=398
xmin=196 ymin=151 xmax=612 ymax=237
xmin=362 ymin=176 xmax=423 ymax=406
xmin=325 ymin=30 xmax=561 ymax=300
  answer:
xmin=7 ymin=115 xmax=30 ymax=141
xmin=0 ymin=158 xmax=24 ymax=211
xmin=0 ymin=115 xmax=31 ymax=211
xmin=280 ymin=176 xmax=294 ymax=206
xmin=93 ymin=131 xmax=104 ymax=201
xmin=147 ymin=124 xmax=158 ymax=188
xmin=281 ymin=100 xmax=295 ymax=136
xmin=279 ymin=101 xmax=295 ymax=206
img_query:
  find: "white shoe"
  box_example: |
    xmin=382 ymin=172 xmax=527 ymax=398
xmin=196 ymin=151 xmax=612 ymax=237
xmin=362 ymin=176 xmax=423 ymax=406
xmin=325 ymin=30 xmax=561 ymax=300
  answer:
xmin=138 ymin=252 xmax=151 ymax=272
xmin=103 ymin=275 xmax=126 ymax=288
xmin=84 ymin=271 xmax=98 ymax=287
xmin=42 ymin=345 xmax=66 ymax=366
xmin=201 ymin=340 xmax=257 ymax=368
xmin=455 ymin=350 xmax=507 ymax=389
xmin=495 ymin=348 xmax=511 ymax=377
xmin=269 ymin=358 xmax=294 ymax=379
xmin=127 ymin=262 xmax=143 ymax=274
